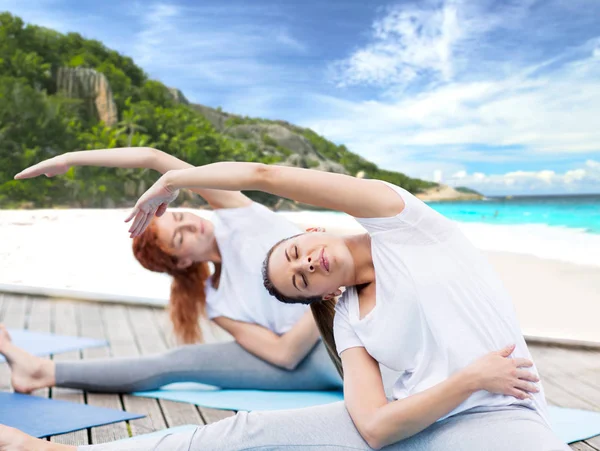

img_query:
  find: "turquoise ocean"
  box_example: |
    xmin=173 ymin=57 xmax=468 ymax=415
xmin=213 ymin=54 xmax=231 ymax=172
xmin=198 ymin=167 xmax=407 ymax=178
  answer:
xmin=428 ymin=194 xmax=600 ymax=234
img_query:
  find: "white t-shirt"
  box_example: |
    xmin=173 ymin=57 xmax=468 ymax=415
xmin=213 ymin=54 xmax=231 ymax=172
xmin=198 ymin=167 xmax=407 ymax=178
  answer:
xmin=333 ymin=182 xmax=549 ymax=423
xmin=205 ymin=202 xmax=308 ymax=335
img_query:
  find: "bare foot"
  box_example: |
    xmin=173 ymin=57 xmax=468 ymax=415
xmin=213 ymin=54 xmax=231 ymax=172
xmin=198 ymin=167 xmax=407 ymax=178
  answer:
xmin=0 ymin=325 xmax=55 ymax=393
xmin=0 ymin=425 xmax=74 ymax=450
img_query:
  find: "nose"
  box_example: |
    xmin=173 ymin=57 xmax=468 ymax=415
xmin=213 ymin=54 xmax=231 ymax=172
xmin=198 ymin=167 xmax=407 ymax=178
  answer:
xmin=301 ymin=253 xmax=319 ymax=273
xmin=183 ymin=220 xmax=197 ymax=233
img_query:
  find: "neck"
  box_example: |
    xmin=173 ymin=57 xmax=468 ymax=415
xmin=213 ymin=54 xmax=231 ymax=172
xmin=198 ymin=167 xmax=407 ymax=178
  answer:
xmin=343 ymin=233 xmax=374 ymax=287
xmin=205 ymin=236 xmax=222 ymax=264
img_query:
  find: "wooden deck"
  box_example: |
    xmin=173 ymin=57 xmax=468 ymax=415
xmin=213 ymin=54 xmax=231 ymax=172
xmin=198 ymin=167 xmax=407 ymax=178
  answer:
xmin=1 ymin=293 xmax=599 ymax=449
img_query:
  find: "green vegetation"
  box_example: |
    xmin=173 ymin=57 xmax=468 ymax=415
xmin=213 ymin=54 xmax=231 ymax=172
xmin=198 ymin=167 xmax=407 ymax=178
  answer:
xmin=0 ymin=12 xmax=438 ymax=209
xmin=455 ymin=186 xmax=483 ymax=196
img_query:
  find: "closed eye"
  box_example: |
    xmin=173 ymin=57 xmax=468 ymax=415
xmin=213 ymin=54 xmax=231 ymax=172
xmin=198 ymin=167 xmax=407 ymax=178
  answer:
xmin=295 ymin=245 xmax=298 ymax=259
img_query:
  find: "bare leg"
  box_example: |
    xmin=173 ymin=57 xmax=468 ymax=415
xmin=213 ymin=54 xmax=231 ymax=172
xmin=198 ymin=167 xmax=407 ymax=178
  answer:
xmin=0 ymin=325 xmax=56 ymax=393
xmin=0 ymin=425 xmax=74 ymax=451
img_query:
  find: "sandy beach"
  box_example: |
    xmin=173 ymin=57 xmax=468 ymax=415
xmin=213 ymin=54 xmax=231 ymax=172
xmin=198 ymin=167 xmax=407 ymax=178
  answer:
xmin=0 ymin=208 xmax=598 ymax=345
xmin=487 ymin=252 xmax=600 ymax=345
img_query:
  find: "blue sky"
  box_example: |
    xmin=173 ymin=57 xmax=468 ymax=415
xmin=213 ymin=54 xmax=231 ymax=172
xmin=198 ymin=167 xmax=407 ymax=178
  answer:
xmin=2 ymin=0 xmax=600 ymax=195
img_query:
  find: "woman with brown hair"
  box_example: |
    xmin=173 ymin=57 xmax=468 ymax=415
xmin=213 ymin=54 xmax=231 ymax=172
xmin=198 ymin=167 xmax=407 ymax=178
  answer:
xmin=0 ymin=147 xmax=341 ymax=395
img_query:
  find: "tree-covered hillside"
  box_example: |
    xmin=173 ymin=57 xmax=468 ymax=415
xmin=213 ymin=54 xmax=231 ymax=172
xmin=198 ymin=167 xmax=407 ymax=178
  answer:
xmin=0 ymin=12 xmax=437 ymax=208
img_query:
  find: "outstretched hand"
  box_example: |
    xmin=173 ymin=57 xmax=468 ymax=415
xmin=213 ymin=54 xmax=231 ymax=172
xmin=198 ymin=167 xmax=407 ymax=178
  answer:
xmin=125 ymin=177 xmax=180 ymax=238
xmin=14 ymin=155 xmax=70 ymax=179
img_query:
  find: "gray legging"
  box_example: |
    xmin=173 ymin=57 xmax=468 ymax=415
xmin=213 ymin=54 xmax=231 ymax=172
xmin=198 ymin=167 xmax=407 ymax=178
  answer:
xmin=55 ymin=341 xmax=342 ymax=392
xmin=79 ymin=402 xmax=568 ymax=450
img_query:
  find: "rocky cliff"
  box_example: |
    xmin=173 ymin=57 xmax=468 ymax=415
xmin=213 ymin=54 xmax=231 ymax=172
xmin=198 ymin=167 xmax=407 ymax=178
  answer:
xmin=57 ymin=67 xmax=118 ymax=126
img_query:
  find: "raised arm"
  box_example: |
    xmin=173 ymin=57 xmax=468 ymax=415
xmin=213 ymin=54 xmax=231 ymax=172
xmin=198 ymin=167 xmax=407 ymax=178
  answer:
xmin=213 ymin=310 xmax=321 ymax=371
xmin=15 ymin=148 xmax=250 ymax=210
xmin=160 ymin=162 xmax=405 ymax=218
xmin=341 ymin=345 xmax=539 ymax=450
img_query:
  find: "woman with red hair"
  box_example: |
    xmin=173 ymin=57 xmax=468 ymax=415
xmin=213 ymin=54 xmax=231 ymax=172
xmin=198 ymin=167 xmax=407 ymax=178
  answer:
xmin=0 ymin=147 xmax=341 ymax=394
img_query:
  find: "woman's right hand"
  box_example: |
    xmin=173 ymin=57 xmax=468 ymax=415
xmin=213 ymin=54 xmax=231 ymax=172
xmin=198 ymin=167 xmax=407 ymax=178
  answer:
xmin=466 ymin=344 xmax=540 ymax=400
xmin=14 ymin=154 xmax=71 ymax=179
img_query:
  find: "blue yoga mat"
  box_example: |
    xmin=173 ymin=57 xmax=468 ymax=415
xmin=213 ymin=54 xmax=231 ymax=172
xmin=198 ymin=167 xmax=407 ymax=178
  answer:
xmin=134 ymin=382 xmax=344 ymax=411
xmin=548 ymin=405 xmax=600 ymax=444
xmin=134 ymin=385 xmax=600 ymax=444
xmin=0 ymin=392 xmax=144 ymax=438
xmin=0 ymin=329 xmax=107 ymax=363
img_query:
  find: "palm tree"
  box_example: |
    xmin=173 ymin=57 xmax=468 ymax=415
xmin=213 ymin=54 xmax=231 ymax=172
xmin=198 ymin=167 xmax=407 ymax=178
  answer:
xmin=116 ymin=109 xmax=146 ymax=146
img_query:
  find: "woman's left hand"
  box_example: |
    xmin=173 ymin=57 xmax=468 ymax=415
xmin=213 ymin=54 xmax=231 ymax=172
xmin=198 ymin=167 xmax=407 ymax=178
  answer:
xmin=125 ymin=176 xmax=179 ymax=238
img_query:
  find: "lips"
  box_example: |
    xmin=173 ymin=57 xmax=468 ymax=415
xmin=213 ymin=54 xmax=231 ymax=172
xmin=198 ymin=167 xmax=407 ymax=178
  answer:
xmin=320 ymin=248 xmax=330 ymax=272
xmin=199 ymin=220 xmax=205 ymax=235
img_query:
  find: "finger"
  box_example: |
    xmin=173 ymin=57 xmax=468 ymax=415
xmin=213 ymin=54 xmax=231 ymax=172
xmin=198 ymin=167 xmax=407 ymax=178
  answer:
xmin=125 ymin=208 xmax=138 ymax=223
xmin=156 ymin=203 xmax=168 ymax=217
xmin=14 ymin=166 xmax=42 ymax=179
xmin=498 ymin=344 xmax=516 ymax=357
xmin=128 ymin=210 xmax=147 ymax=235
xmin=130 ymin=213 xmax=145 ymax=238
xmin=134 ymin=209 xmax=155 ymax=237
xmin=516 ymin=369 xmax=540 ymax=382
xmin=514 ymin=380 xmax=540 ymax=394
xmin=136 ymin=211 xmax=154 ymax=237
xmin=507 ymin=388 xmax=532 ymax=400
xmin=131 ymin=211 xmax=150 ymax=237
xmin=513 ymin=358 xmax=534 ymax=368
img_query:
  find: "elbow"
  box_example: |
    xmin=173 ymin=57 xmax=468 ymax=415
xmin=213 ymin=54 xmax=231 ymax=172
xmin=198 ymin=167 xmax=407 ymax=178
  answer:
xmin=275 ymin=351 xmax=300 ymax=371
xmin=281 ymin=358 xmax=300 ymax=371
xmin=144 ymin=147 xmax=162 ymax=170
xmin=359 ymin=419 xmax=385 ymax=450
xmin=253 ymin=163 xmax=275 ymax=191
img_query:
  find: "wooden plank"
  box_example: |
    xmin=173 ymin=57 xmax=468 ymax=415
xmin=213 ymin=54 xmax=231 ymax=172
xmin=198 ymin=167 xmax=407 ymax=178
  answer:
xmin=199 ymin=407 xmax=235 ymax=424
xmin=26 ymin=297 xmax=52 ymax=399
xmin=152 ymin=307 xmax=177 ymax=348
xmin=570 ymin=443 xmax=599 ymax=451
xmin=531 ymin=346 xmax=600 ymax=411
xmin=50 ymin=300 xmax=89 ymax=446
xmin=1 ymin=294 xmax=30 ymax=329
xmin=102 ymin=304 xmax=167 ymax=437
xmin=0 ymin=295 xmax=30 ymax=391
xmin=127 ymin=306 xmax=204 ymax=428
xmin=0 ymin=293 xmax=6 ymax=319
xmin=79 ymin=302 xmax=129 ymax=445
xmin=536 ymin=346 xmax=600 ymax=397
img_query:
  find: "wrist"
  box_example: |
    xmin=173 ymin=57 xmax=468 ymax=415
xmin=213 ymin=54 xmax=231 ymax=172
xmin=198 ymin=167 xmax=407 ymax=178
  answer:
xmin=162 ymin=169 xmax=181 ymax=192
xmin=60 ymin=152 xmax=76 ymax=166
xmin=458 ymin=366 xmax=482 ymax=394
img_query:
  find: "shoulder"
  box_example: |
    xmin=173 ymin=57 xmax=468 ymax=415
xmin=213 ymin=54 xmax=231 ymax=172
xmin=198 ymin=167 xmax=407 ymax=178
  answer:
xmin=334 ymin=287 xmax=356 ymax=318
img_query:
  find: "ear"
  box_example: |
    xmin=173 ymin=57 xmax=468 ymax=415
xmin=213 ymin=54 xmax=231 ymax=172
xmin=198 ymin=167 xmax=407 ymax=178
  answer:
xmin=322 ymin=289 xmax=343 ymax=301
xmin=306 ymin=227 xmax=326 ymax=233
xmin=176 ymin=257 xmax=193 ymax=270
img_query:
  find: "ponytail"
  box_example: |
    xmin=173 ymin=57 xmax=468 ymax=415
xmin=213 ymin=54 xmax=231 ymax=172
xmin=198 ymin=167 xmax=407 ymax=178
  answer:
xmin=310 ymin=299 xmax=343 ymax=379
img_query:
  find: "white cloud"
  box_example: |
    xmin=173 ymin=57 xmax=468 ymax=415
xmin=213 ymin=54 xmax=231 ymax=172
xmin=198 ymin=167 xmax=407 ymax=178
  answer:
xmin=302 ymin=0 xmax=600 ymax=183
xmin=332 ymin=1 xmax=464 ymax=87
xmin=447 ymin=160 xmax=600 ymax=194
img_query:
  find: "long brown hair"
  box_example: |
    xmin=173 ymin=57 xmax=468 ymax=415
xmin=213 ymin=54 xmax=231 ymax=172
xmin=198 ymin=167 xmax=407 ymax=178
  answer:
xmin=262 ymin=239 xmax=343 ymax=379
xmin=132 ymin=218 xmax=221 ymax=344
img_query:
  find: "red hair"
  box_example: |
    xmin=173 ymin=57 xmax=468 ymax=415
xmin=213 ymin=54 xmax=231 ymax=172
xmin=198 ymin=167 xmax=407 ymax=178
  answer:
xmin=132 ymin=218 xmax=221 ymax=344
